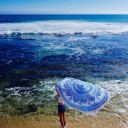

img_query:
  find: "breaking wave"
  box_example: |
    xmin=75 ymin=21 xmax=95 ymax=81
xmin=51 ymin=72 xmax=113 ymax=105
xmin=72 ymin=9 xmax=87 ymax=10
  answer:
xmin=0 ymin=20 xmax=128 ymax=36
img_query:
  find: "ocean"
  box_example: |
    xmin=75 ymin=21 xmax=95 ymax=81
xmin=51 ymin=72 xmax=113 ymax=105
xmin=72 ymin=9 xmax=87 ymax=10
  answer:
xmin=0 ymin=14 xmax=128 ymax=115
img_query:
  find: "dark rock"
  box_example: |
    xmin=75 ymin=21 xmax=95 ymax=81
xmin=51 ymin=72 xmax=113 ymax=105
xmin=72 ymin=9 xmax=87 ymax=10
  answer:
xmin=53 ymin=33 xmax=63 ymax=37
xmin=74 ymin=32 xmax=82 ymax=35
xmin=27 ymin=104 xmax=38 ymax=112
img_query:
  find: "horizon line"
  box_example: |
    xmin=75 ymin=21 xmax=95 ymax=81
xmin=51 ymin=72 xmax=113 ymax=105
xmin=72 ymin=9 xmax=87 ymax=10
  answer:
xmin=0 ymin=13 xmax=128 ymax=15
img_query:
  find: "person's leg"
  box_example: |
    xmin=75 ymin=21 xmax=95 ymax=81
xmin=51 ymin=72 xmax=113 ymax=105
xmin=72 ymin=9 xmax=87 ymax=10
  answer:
xmin=62 ymin=112 xmax=66 ymax=127
xmin=59 ymin=113 xmax=64 ymax=128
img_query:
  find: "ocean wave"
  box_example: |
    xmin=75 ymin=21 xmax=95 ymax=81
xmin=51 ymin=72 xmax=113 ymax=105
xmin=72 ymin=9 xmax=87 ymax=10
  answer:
xmin=0 ymin=20 xmax=128 ymax=36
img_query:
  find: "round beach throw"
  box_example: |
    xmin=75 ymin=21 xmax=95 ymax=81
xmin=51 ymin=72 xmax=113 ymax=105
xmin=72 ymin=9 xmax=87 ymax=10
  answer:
xmin=56 ymin=78 xmax=109 ymax=115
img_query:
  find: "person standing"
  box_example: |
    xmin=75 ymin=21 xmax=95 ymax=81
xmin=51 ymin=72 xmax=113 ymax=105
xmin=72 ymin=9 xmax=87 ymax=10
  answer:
xmin=55 ymin=87 xmax=66 ymax=128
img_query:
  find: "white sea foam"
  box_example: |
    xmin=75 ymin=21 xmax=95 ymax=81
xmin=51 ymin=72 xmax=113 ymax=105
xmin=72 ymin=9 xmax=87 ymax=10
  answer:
xmin=35 ymin=79 xmax=128 ymax=114
xmin=1 ymin=78 xmax=128 ymax=114
xmin=27 ymin=79 xmax=128 ymax=114
xmin=97 ymin=79 xmax=128 ymax=114
xmin=0 ymin=20 xmax=128 ymax=35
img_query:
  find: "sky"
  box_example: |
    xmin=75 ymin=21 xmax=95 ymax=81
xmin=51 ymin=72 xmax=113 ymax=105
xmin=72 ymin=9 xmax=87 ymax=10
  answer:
xmin=0 ymin=0 xmax=128 ymax=14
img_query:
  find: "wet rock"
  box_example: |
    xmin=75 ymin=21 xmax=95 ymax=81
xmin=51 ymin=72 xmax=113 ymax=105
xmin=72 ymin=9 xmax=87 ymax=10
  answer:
xmin=117 ymin=80 xmax=122 ymax=84
xmin=27 ymin=104 xmax=38 ymax=112
xmin=74 ymin=32 xmax=82 ymax=35
xmin=53 ymin=33 xmax=63 ymax=37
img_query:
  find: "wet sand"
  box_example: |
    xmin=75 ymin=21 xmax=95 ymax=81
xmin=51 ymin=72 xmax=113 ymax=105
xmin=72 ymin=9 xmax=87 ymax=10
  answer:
xmin=0 ymin=113 xmax=128 ymax=128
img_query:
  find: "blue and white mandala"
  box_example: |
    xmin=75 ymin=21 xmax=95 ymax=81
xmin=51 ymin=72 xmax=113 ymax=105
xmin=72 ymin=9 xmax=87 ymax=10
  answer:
xmin=56 ymin=78 xmax=109 ymax=114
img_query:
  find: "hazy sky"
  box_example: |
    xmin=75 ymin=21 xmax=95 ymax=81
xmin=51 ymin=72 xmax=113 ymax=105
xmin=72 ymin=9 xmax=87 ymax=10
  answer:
xmin=0 ymin=0 xmax=128 ymax=14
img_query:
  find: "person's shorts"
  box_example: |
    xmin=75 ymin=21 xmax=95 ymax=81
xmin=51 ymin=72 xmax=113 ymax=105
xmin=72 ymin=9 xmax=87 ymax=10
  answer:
xmin=58 ymin=104 xmax=66 ymax=113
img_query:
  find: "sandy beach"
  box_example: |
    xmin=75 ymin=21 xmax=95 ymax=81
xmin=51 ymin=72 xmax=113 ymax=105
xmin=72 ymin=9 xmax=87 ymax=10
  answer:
xmin=0 ymin=113 xmax=128 ymax=128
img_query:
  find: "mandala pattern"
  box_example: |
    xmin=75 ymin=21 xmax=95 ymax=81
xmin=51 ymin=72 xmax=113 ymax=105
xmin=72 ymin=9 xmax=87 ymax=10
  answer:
xmin=56 ymin=78 xmax=109 ymax=113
